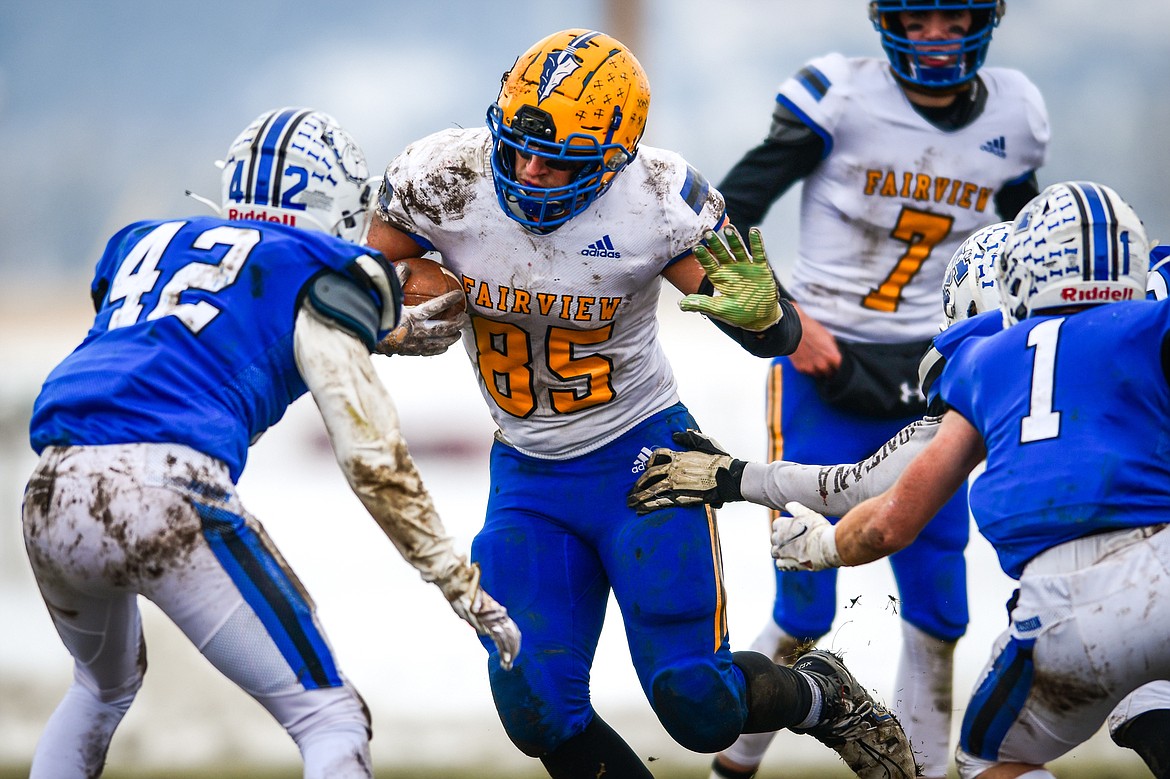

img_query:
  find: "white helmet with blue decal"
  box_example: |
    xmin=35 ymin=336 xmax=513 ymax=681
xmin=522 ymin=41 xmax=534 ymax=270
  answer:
xmin=869 ymin=0 xmax=1005 ymax=91
xmin=998 ymin=181 xmax=1149 ymax=326
xmin=220 ymin=107 xmax=373 ymax=243
xmin=941 ymin=221 xmax=1010 ymax=327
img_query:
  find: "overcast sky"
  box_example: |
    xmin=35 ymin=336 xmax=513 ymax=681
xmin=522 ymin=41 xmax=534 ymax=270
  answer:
xmin=1 ymin=0 xmax=1167 ymax=283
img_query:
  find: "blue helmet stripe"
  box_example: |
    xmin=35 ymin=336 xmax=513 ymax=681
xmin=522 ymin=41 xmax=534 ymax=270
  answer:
xmin=253 ymin=108 xmax=303 ymax=206
xmin=1074 ymin=182 xmax=1114 ymax=281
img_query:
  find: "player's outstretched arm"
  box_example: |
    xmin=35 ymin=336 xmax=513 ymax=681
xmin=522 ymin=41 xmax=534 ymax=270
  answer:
xmin=628 ymin=418 xmax=939 ymax=517
xmin=293 ymin=304 xmax=520 ymax=669
xmin=679 ymin=225 xmax=783 ymax=331
xmin=627 ymin=430 xmax=745 ymax=514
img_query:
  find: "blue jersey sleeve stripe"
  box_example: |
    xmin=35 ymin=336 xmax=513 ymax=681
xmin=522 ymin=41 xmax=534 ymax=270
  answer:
xmin=795 ymin=65 xmax=831 ymax=101
xmin=776 ymin=95 xmax=833 ymax=160
xmin=196 ymin=502 xmax=342 ymax=689
xmin=679 ymin=165 xmax=710 ymax=215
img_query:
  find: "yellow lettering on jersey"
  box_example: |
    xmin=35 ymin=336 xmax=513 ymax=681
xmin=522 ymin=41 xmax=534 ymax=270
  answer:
xmin=863 ymin=170 xmax=993 ymax=213
xmin=475 ymin=281 xmax=494 ymax=308
xmin=457 ymin=277 xmax=622 ymax=322
xmin=913 ymin=174 xmax=930 ymax=201
xmin=535 ymin=293 xmax=557 ymax=316
xmin=513 ymin=289 xmax=531 ymax=314
xmin=933 ymin=178 xmax=951 ymax=203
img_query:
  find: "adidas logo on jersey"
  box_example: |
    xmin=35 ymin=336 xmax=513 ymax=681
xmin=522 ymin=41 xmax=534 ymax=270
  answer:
xmin=980 ymin=136 xmax=1007 ymax=158
xmin=631 ymin=446 xmax=655 ymax=474
xmin=582 ymin=235 xmax=622 ymax=258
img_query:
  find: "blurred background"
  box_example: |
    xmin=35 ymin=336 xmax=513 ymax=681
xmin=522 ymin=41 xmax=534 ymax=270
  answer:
xmin=1 ymin=0 xmax=1166 ymax=776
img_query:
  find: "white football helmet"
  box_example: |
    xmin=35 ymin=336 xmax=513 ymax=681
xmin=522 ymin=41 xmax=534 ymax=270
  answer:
xmin=998 ymin=181 xmax=1149 ymax=326
xmin=220 ymin=107 xmax=373 ymax=243
xmin=941 ymin=221 xmax=1011 ymax=328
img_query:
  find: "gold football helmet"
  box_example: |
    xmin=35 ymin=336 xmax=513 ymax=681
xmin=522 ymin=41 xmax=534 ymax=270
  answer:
xmin=487 ymin=29 xmax=651 ymax=232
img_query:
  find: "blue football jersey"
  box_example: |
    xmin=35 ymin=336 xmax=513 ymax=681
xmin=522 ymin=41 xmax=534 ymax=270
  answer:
xmin=30 ymin=216 xmax=393 ymax=482
xmin=939 ymin=301 xmax=1170 ymax=577
xmin=922 ymin=310 xmax=1005 ymax=406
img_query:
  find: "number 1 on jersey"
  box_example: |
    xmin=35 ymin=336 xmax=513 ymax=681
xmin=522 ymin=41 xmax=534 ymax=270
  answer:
xmin=1020 ymin=317 xmax=1064 ymax=443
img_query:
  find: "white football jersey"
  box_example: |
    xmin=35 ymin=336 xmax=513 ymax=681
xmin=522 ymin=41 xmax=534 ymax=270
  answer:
xmin=784 ymin=54 xmax=1049 ymax=342
xmin=377 ymin=128 xmax=725 ymax=458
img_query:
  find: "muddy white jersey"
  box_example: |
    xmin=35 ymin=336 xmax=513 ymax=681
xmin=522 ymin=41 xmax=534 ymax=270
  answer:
xmin=784 ymin=53 xmax=1048 ymax=342
xmin=376 ymin=128 xmax=725 ymax=459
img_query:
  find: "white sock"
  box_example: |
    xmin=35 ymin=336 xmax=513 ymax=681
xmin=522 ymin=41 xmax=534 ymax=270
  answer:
xmin=795 ymin=671 xmax=824 ymax=730
xmin=300 ymin=723 xmax=372 ymax=779
xmin=893 ymin=621 xmax=956 ymax=779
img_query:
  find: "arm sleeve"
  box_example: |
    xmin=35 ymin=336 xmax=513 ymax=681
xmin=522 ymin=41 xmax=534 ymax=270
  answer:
xmin=292 ymin=303 xmax=475 ymax=597
xmin=718 ymin=102 xmax=824 ymax=230
xmin=697 ymin=275 xmax=802 ymax=357
xmin=739 ymin=416 xmax=941 ymax=514
xmin=994 ymin=171 xmax=1041 ymax=220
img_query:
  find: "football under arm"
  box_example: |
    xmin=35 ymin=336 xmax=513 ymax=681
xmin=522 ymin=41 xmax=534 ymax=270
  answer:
xmin=740 ymin=415 xmax=941 ymax=515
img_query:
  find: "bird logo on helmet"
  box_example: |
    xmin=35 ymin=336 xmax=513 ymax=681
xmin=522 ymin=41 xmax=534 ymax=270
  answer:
xmin=486 ymin=29 xmax=651 ymax=233
xmin=869 ymin=0 xmax=1006 ymax=91
xmin=997 ymin=181 xmax=1150 ymax=326
xmin=220 ymin=107 xmax=374 ymax=244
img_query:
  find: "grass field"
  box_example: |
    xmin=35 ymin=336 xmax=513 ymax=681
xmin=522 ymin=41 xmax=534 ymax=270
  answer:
xmin=0 ymin=755 xmax=1153 ymax=779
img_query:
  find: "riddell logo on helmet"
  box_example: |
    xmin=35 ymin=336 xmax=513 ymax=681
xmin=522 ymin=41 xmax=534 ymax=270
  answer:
xmin=1060 ymin=286 xmax=1134 ymax=302
xmin=228 ymin=207 xmax=297 ymax=226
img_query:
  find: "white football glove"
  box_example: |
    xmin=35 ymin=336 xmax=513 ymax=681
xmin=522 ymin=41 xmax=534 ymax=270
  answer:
xmin=771 ymin=501 xmax=843 ymax=571
xmin=377 ymin=264 xmax=469 ymax=356
xmin=439 ymin=562 xmax=521 ymax=671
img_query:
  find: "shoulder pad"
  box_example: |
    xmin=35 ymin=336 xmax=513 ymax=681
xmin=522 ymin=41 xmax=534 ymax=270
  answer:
xmin=304 ymin=271 xmax=383 ymax=351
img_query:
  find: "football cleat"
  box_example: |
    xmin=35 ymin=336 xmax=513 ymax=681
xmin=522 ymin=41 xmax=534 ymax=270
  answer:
xmin=793 ymin=649 xmax=920 ymax=778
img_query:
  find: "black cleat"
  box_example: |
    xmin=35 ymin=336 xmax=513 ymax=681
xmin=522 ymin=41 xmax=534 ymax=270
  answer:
xmin=792 ymin=649 xmax=919 ymax=778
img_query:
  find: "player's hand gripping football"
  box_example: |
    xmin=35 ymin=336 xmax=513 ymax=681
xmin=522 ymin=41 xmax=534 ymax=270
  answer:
xmin=679 ymin=225 xmax=783 ymax=331
xmin=377 ymin=264 xmax=470 ymax=357
xmin=441 ymin=562 xmax=521 ymax=671
xmin=626 ymin=430 xmax=746 ymax=514
xmin=771 ymin=502 xmax=843 ymax=571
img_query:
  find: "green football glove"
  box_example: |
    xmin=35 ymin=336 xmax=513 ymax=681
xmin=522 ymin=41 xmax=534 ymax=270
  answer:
xmin=679 ymin=225 xmax=783 ymax=331
xmin=626 ymin=430 xmax=746 ymax=515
